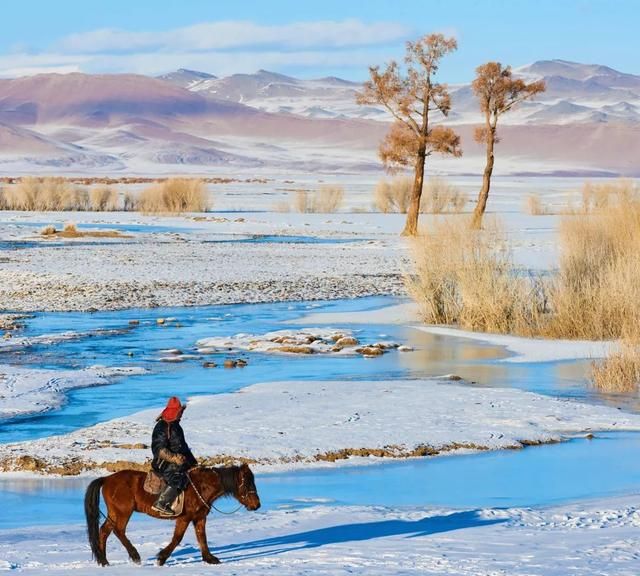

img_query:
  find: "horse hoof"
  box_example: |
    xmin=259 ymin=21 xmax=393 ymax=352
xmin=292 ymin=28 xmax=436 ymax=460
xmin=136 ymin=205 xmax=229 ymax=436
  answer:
xmin=131 ymin=555 xmax=141 ymax=565
xmin=204 ymin=555 xmax=221 ymax=564
xmin=156 ymin=556 xmax=167 ymax=567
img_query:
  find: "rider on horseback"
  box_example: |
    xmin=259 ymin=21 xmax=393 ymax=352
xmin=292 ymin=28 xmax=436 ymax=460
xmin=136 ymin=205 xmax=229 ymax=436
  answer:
xmin=151 ymin=397 xmax=197 ymax=516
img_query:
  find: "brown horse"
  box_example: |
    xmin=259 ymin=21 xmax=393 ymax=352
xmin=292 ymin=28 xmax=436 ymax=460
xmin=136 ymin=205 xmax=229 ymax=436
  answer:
xmin=84 ymin=464 xmax=260 ymax=566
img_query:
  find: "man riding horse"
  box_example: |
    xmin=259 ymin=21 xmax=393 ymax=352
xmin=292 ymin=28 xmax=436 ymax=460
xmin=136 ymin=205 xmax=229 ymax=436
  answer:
xmin=151 ymin=397 xmax=197 ymax=516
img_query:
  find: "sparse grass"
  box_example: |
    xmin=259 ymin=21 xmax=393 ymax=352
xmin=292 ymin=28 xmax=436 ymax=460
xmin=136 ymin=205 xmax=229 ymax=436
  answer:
xmin=40 ymin=225 xmax=57 ymax=236
xmin=406 ymin=218 xmax=548 ymax=335
xmin=374 ymin=177 xmax=412 ymax=213
xmin=591 ymin=338 xmax=640 ymax=393
xmin=292 ymin=185 xmax=345 ymax=213
xmin=420 ymin=177 xmax=466 ymax=214
xmin=272 ymin=200 xmax=291 ymax=213
xmin=138 ymin=178 xmax=209 ymax=213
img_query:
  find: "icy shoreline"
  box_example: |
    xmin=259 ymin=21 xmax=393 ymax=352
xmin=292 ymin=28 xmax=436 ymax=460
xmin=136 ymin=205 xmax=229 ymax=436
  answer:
xmin=2 ymin=378 xmax=639 ymax=476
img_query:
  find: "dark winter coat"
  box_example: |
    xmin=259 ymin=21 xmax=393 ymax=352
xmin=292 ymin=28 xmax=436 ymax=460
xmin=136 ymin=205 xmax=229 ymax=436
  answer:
xmin=151 ymin=419 xmax=197 ymax=490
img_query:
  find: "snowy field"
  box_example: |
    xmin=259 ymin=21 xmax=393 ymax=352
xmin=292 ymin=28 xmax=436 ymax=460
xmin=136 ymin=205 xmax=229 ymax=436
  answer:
xmin=1 ymin=496 xmax=639 ymax=574
xmin=1 ymin=176 xmax=640 ymax=574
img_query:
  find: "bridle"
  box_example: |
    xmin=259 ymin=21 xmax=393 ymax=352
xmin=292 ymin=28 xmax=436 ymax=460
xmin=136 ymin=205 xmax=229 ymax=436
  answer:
xmin=187 ymin=469 xmax=256 ymax=515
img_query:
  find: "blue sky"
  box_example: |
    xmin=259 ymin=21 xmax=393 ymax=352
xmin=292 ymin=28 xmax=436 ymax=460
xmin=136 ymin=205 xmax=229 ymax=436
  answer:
xmin=0 ymin=0 xmax=636 ymax=79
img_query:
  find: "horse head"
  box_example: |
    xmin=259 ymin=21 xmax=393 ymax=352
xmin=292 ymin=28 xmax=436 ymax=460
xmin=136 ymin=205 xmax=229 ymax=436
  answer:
xmin=235 ymin=463 xmax=260 ymax=511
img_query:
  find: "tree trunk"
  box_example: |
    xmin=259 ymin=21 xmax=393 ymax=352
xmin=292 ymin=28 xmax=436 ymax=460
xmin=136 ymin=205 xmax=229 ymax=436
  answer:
xmin=471 ymin=128 xmax=495 ymax=229
xmin=401 ymin=145 xmax=427 ymax=236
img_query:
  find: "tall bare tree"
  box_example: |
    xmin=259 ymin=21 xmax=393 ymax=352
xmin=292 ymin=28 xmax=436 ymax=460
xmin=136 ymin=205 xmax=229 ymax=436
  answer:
xmin=471 ymin=62 xmax=545 ymax=229
xmin=357 ymin=34 xmax=461 ymax=236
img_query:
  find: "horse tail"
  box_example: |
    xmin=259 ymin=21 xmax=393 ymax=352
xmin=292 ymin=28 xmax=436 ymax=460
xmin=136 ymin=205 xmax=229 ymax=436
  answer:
xmin=84 ymin=477 xmax=107 ymax=565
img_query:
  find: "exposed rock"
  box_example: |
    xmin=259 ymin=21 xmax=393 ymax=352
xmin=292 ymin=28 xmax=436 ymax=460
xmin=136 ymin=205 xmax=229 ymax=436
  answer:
xmin=202 ymin=361 xmax=217 ymax=368
xmin=223 ymin=359 xmax=237 ymax=368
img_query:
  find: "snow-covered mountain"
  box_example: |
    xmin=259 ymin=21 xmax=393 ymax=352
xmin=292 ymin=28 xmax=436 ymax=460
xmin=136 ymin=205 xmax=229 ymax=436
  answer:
xmin=165 ymin=60 xmax=640 ymax=127
xmin=0 ymin=60 xmax=637 ymax=175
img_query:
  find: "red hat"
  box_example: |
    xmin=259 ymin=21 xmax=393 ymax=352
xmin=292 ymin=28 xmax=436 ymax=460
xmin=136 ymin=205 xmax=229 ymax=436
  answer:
xmin=160 ymin=397 xmax=184 ymax=423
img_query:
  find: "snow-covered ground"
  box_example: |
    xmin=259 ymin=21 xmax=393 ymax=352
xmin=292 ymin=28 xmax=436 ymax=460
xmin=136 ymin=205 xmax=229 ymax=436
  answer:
xmin=0 ymin=365 xmax=145 ymax=420
xmin=2 ymin=378 xmax=639 ymax=474
xmin=1 ymin=496 xmax=639 ymax=574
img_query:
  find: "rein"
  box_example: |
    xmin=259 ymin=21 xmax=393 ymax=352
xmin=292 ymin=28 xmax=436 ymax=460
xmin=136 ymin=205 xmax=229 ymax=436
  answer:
xmin=186 ymin=470 xmax=243 ymax=515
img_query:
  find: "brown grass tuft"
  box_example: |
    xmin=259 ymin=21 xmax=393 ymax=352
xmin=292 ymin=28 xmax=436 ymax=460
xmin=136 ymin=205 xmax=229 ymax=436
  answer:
xmin=525 ymin=193 xmax=548 ymax=215
xmin=293 ymin=185 xmax=344 ymax=213
xmin=374 ymin=177 xmax=412 ymax=213
xmin=420 ymin=177 xmax=466 ymax=214
xmin=406 ymin=218 xmax=547 ymax=335
xmin=89 ymin=186 xmax=119 ymax=211
xmin=591 ymin=338 xmax=640 ymax=393
xmin=138 ymin=178 xmax=209 ymax=213
xmin=546 ymin=197 xmax=640 ymax=339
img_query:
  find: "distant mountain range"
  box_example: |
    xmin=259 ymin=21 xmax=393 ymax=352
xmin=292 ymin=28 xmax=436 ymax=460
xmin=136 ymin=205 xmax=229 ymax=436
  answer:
xmin=0 ymin=59 xmax=637 ymax=175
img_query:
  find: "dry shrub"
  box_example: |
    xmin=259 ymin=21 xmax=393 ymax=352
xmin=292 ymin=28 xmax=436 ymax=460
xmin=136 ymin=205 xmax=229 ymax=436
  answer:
xmin=547 ymin=198 xmax=640 ymax=340
xmin=525 ymin=194 xmax=547 ymax=215
xmin=63 ymin=222 xmax=78 ymax=236
xmin=293 ymin=185 xmax=344 ymax=213
xmin=374 ymin=177 xmax=412 ymax=213
xmin=580 ymin=179 xmax=639 ymax=214
xmin=406 ymin=218 xmax=547 ymax=335
xmin=420 ymin=177 xmax=466 ymax=214
xmin=591 ymin=338 xmax=640 ymax=393
xmin=40 ymin=225 xmax=57 ymax=236
xmin=138 ymin=178 xmax=208 ymax=213
xmin=3 ymin=177 xmax=88 ymax=211
xmin=89 ymin=186 xmax=119 ymax=211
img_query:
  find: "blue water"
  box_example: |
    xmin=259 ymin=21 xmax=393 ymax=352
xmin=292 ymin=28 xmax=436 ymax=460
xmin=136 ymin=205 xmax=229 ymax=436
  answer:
xmin=1 ymin=432 xmax=638 ymax=530
xmin=0 ymin=221 xmax=187 ymax=234
xmin=0 ymin=295 xmax=638 ymax=530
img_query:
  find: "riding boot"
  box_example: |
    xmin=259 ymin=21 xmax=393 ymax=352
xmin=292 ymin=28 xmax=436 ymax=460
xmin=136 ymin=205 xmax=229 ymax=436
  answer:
xmin=152 ymin=485 xmax=181 ymax=516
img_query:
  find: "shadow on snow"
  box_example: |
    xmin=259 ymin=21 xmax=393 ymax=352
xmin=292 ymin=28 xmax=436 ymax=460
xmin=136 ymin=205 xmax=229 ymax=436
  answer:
xmin=178 ymin=510 xmax=506 ymax=563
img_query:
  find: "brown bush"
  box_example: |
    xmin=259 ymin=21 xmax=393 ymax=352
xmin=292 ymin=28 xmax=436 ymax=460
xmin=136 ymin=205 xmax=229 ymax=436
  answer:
xmin=420 ymin=177 xmax=466 ymax=214
xmin=406 ymin=218 xmax=547 ymax=335
xmin=138 ymin=178 xmax=209 ymax=213
xmin=374 ymin=177 xmax=412 ymax=213
xmin=89 ymin=186 xmax=119 ymax=211
xmin=293 ymin=185 xmax=344 ymax=213
xmin=591 ymin=338 xmax=640 ymax=393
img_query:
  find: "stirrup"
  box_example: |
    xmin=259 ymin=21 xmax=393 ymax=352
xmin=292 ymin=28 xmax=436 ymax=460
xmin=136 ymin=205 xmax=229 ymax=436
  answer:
xmin=152 ymin=503 xmax=178 ymax=517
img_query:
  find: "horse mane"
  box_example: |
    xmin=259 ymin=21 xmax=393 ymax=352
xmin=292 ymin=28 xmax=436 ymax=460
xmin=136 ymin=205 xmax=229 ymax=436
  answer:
xmin=208 ymin=466 xmax=238 ymax=496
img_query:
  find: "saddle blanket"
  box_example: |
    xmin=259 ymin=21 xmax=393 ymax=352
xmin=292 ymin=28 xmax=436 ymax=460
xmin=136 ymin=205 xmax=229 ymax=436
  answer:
xmin=144 ymin=470 xmax=184 ymax=515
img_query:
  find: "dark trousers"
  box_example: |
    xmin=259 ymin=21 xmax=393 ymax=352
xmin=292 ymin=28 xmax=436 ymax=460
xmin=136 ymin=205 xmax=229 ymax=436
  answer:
xmin=156 ymin=462 xmax=188 ymax=490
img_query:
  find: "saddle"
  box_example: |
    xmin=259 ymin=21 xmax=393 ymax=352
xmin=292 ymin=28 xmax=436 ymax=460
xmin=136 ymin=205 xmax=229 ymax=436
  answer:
xmin=144 ymin=470 xmax=185 ymax=516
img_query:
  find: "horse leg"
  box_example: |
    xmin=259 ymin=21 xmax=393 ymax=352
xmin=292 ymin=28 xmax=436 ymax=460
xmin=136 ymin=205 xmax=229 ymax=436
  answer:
xmin=98 ymin=520 xmax=113 ymax=567
xmin=111 ymin=512 xmax=141 ymax=565
xmin=193 ymin=517 xmax=220 ymax=564
xmin=157 ymin=517 xmax=190 ymax=566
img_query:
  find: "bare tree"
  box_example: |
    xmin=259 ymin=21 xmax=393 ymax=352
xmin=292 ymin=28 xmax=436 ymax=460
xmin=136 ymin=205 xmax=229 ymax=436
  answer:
xmin=471 ymin=62 xmax=545 ymax=228
xmin=357 ymin=34 xmax=461 ymax=236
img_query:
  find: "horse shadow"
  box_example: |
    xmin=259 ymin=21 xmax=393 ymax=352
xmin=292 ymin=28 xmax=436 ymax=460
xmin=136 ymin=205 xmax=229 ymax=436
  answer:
xmin=208 ymin=509 xmax=506 ymax=562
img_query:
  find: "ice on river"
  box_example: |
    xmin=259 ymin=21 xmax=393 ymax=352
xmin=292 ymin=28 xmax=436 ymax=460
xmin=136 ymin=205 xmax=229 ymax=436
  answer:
xmin=0 ymin=365 xmax=146 ymax=420
xmin=0 ymin=496 xmax=639 ymax=574
xmin=3 ymin=378 xmax=640 ymax=473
